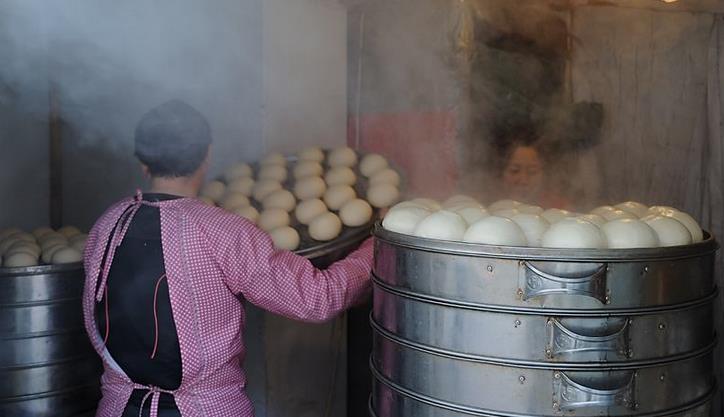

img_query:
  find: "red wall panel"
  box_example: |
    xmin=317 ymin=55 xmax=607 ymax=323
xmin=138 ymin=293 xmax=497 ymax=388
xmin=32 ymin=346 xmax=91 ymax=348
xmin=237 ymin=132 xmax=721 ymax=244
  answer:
xmin=348 ymin=111 xmax=459 ymax=199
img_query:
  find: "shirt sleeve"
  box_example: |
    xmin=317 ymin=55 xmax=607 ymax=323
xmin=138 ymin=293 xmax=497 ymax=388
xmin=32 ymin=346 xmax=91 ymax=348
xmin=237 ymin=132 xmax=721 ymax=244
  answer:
xmin=212 ymin=217 xmax=374 ymax=323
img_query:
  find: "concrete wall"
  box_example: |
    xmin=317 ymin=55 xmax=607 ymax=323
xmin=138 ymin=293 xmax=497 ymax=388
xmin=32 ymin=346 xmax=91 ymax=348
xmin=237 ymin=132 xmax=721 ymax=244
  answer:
xmin=261 ymin=2 xmax=349 ymax=417
xmin=262 ymin=0 xmax=348 ymax=153
xmin=0 ymin=104 xmax=49 ymax=230
xmin=0 ymin=6 xmax=50 ymax=231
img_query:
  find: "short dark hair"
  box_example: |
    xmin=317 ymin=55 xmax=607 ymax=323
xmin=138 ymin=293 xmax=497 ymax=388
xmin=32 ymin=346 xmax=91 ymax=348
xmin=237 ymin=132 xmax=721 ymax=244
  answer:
xmin=134 ymin=99 xmax=212 ymax=177
xmin=490 ymin=124 xmax=546 ymax=175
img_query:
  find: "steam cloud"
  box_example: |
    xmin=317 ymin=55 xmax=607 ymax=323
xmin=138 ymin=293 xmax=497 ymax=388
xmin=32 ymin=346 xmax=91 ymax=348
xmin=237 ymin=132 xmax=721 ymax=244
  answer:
xmin=0 ymin=0 xmax=261 ymax=156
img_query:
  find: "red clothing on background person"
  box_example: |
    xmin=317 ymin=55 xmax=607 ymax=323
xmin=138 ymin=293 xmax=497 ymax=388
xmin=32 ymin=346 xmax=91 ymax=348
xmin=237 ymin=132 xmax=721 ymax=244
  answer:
xmin=538 ymin=193 xmax=572 ymax=212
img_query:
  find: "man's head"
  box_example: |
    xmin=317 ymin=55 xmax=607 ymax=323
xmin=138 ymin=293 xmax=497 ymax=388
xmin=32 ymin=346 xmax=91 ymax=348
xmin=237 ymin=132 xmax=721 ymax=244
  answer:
xmin=134 ymin=99 xmax=212 ymax=179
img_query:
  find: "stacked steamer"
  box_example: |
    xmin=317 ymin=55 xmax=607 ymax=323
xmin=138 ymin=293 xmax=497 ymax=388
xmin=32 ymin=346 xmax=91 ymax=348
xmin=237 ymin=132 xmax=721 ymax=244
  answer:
xmin=0 ymin=226 xmax=100 ymax=417
xmin=372 ymin=197 xmax=717 ymax=417
xmin=199 ymin=147 xmax=400 ymax=265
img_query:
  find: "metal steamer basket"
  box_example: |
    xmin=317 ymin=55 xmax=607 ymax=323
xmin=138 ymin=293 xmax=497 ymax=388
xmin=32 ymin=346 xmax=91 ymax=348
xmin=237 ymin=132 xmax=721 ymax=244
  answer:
xmin=370 ymin=225 xmax=719 ymax=417
xmin=0 ymin=263 xmax=101 ymax=417
xmin=299 ymin=218 xmax=375 ymax=268
xmin=0 ymin=236 xmax=371 ymax=417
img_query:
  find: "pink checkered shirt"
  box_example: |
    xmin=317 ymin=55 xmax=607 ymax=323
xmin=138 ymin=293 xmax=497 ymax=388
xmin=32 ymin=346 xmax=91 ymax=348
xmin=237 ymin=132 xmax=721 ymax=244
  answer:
xmin=82 ymin=193 xmax=373 ymax=417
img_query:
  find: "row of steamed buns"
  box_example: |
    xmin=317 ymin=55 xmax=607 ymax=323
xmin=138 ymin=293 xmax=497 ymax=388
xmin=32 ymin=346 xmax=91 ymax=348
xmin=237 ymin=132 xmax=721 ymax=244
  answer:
xmin=198 ymin=147 xmax=401 ymax=250
xmin=0 ymin=226 xmax=87 ymax=268
xmin=383 ymin=196 xmax=703 ymax=249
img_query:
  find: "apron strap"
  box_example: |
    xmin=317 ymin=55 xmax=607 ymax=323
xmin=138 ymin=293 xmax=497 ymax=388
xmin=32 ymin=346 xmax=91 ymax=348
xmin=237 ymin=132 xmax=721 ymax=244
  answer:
xmin=95 ymin=190 xmax=145 ymax=302
xmin=95 ymin=190 xmax=168 ymax=347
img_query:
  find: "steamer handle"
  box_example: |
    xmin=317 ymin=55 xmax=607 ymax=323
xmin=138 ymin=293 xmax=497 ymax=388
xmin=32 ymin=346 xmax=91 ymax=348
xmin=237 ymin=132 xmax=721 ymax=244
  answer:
xmin=521 ymin=261 xmax=608 ymax=304
xmin=553 ymin=371 xmax=636 ymax=411
xmin=547 ymin=317 xmax=630 ymax=359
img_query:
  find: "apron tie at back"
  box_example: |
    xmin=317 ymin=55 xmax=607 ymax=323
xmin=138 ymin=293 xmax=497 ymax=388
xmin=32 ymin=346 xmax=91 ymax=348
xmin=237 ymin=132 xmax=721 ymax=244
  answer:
xmin=135 ymin=384 xmax=177 ymax=417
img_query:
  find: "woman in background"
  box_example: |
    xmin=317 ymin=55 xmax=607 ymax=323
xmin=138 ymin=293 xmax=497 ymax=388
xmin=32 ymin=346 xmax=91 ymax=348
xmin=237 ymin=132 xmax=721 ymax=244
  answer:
xmin=495 ymin=127 xmax=571 ymax=210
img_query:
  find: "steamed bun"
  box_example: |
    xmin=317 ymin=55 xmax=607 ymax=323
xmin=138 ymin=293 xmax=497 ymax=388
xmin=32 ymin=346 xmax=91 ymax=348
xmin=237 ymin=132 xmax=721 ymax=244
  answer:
xmin=325 ymin=167 xmax=357 ymax=187
xmin=383 ymin=206 xmax=431 ymax=235
xmin=339 ymin=199 xmax=373 ymax=227
xmin=51 ymin=247 xmax=83 ymax=264
xmin=7 ymin=241 xmax=41 ymax=257
xmin=224 ymin=163 xmax=253 ymax=181
xmin=298 ymin=147 xmax=325 ymax=163
xmin=295 ymin=199 xmax=328 ymax=225
xmin=615 ymin=201 xmax=648 ymax=218
xmin=601 ymin=209 xmax=637 ymax=221
xmin=258 ymin=164 xmax=288 ymax=182
xmin=227 ymin=177 xmax=255 ymax=196
xmin=601 ymin=219 xmax=659 ymax=249
xmin=4 ymin=252 xmax=39 ymax=268
xmin=541 ymin=208 xmax=572 ymax=224
xmin=293 ymin=161 xmax=324 ymax=179
xmin=294 ymin=177 xmax=327 ymax=200
xmin=58 ymin=226 xmax=82 ymax=239
xmin=642 ymin=215 xmax=693 ymax=247
xmin=252 ymin=180 xmax=283 ymax=202
xmin=0 ymin=228 xmax=22 ymax=241
xmin=511 ymin=214 xmax=549 ymax=247
xmin=488 ymin=200 xmax=521 ymax=212
xmin=455 ymin=206 xmax=489 ymax=225
xmin=541 ymin=218 xmax=607 ymax=249
xmin=413 ymin=211 xmax=467 ymax=241
xmin=665 ymin=210 xmax=703 ymax=242
xmin=324 ymin=185 xmax=357 ymax=211
xmin=41 ymin=244 xmax=66 ymax=264
xmin=578 ymin=214 xmax=607 ymax=227
xmin=258 ymin=209 xmax=290 ymax=232
xmin=367 ymin=184 xmax=400 ymax=208
xmin=369 ymin=169 xmax=401 ymax=187
xmin=309 ymin=212 xmax=343 ymax=241
xmin=517 ymin=205 xmax=544 ymax=215
xmin=201 ymin=181 xmax=226 ymax=202
xmin=263 ymin=189 xmax=297 ymax=212
xmin=269 ymin=227 xmax=300 ymax=251
xmin=328 ymin=147 xmax=357 ymax=167
xmin=220 ymin=193 xmax=251 ymax=211
xmin=360 ymin=154 xmax=388 ymax=177
xmin=199 ymin=196 xmax=216 ymax=206
xmin=492 ymin=208 xmax=520 ymax=219
xmin=32 ymin=227 xmax=54 ymax=239
xmin=463 ymin=216 xmax=527 ymax=246
xmin=590 ymin=206 xmax=617 ymax=217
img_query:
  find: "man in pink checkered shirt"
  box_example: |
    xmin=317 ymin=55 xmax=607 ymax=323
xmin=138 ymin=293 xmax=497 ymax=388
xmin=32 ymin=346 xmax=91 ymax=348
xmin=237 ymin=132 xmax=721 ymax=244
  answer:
xmin=82 ymin=100 xmax=374 ymax=417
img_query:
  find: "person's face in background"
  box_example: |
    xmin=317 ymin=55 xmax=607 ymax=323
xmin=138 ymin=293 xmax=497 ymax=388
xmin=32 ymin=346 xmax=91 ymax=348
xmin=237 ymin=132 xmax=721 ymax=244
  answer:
xmin=502 ymin=145 xmax=544 ymax=200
